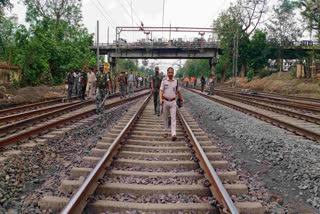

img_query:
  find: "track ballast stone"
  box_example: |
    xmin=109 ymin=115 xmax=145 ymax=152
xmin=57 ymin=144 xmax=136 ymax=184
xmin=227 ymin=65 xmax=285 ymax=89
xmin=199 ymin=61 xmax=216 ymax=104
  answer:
xmin=182 ymin=88 xmax=320 ymax=213
xmin=0 ymin=101 xmax=137 ymax=214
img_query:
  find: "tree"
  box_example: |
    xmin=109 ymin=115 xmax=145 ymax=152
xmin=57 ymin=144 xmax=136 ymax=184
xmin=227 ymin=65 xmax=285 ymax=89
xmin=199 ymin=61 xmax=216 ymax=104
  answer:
xmin=247 ymin=30 xmax=270 ymax=72
xmin=266 ymin=0 xmax=302 ymax=72
xmin=214 ymin=0 xmax=268 ymax=80
xmin=296 ymin=0 xmax=320 ymax=32
xmin=23 ymin=0 xmax=82 ymax=27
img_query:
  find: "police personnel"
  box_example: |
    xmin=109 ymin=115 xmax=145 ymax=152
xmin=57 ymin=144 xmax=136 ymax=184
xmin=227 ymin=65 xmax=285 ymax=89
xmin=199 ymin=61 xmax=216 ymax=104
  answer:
xmin=79 ymin=69 xmax=87 ymax=100
xmin=200 ymin=75 xmax=206 ymax=92
xmin=65 ymin=68 xmax=74 ymax=103
xmin=208 ymin=74 xmax=216 ymax=95
xmin=151 ymin=66 xmax=162 ymax=116
xmin=96 ymin=66 xmax=111 ymax=114
xmin=159 ymin=67 xmax=183 ymax=141
xmin=73 ymin=69 xmax=80 ymax=98
xmin=118 ymin=71 xmax=128 ymax=99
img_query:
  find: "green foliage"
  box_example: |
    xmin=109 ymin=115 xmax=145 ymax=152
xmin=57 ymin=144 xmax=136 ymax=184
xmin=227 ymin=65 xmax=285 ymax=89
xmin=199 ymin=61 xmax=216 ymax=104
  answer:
xmin=247 ymin=69 xmax=254 ymax=81
xmin=247 ymin=30 xmax=270 ymax=71
xmin=175 ymin=59 xmax=210 ymax=79
xmin=258 ymin=70 xmax=271 ymax=79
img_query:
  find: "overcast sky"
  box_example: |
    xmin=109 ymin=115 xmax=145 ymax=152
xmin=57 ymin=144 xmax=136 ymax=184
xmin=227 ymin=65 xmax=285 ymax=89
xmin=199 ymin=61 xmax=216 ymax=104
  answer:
xmin=8 ymin=0 xmax=296 ymax=70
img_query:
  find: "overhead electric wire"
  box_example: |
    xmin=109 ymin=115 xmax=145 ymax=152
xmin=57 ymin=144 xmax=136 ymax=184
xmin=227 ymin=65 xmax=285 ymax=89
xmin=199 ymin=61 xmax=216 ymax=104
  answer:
xmin=96 ymin=0 xmax=117 ymax=28
xmin=90 ymin=0 xmax=116 ymax=29
xmin=123 ymin=0 xmax=143 ymax=25
xmin=206 ymin=0 xmax=230 ymax=26
xmin=119 ymin=0 xmax=141 ymax=26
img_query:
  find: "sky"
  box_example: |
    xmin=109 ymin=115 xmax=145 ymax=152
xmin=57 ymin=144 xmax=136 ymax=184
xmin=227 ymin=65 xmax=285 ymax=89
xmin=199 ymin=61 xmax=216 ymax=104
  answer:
xmin=9 ymin=0 xmax=236 ymax=70
xmin=8 ymin=0 xmax=296 ymax=71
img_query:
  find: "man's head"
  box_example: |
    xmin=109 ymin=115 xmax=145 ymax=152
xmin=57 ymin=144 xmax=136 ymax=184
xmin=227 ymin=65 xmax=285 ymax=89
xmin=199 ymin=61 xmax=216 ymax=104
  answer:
xmin=88 ymin=67 xmax=92 ymax=73
xmin=75 ymin=69 xmax=79 ymax=73
xmin=155 ymin=66 xmax=159 ymax=75
xmin=99 ymin=66 xmax=104 ymax=72
xmin=121 ymin=71 xmax=125 ymax=76
xmin=69 ymin=68 xmax=73 ymax=72
xmin=130 ymin=69 xmax=133 ymax=74
xmin=167 ymin=67 xmax=174 ymax=80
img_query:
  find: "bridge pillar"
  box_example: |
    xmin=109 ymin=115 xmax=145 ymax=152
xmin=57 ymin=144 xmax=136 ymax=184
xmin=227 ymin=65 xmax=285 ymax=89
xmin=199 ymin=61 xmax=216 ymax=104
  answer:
xmin=209 ymin=58 xmax=217 ymax=76
xmin=108 ymin=56 xmax=116 ymax=75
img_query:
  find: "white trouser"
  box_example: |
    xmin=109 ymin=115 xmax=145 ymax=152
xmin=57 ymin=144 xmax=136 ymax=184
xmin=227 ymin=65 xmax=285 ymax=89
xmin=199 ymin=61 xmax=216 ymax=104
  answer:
xmin=86 ymin=82 xmax=94 ymax=98
xmin=163 ymin=100 xmax=176 ymax=137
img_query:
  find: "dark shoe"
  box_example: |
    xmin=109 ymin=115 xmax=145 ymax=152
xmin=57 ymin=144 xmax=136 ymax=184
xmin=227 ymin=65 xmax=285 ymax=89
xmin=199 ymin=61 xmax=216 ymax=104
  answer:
xmin=172 ymin=136 xmax=177 ymax=141
xmin=157 ymin=113 xmax=160 ymax=117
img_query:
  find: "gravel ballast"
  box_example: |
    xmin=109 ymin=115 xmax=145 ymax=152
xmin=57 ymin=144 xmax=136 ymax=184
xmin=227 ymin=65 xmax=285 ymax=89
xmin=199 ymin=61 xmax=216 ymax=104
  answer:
xmin=0 ymin=100 xmax=138 ymax=214
xmin=182 ymin=88 xmax=320 ymax=213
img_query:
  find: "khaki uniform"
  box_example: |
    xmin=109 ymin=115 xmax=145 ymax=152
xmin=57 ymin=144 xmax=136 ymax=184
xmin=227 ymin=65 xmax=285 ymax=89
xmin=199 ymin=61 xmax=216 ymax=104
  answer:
xmin=86 ymin=72 xmax=96 ymax=99
xmin=160 ymin=78 xmax=180 ymax=137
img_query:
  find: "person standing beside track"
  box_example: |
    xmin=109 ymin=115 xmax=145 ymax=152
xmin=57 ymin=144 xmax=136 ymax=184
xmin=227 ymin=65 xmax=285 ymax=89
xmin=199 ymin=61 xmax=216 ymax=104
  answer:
xmin=65 ymin=68 xmax=74 ymax=103
xmin=208 ymin=74 xmax=216 ymax=95
xmin=96 ymin=66 xmax=111 ymax=114
xmin=118 ymin=71 xmax=128 ymax=99
xmin=200 ymin=75 xmax=206 ymax=92
xmin=128 ymin=69 xmax=135 ymax=97
xmin=86 ymin=67 xmax=96 ymax=99
xmin=151 ymin=66 xmax=163 ymax=116
xmin=79 ymin=69 xmax=87 ymax=101
xmin=184 ymin=76 xmax=189 ymax=87
xmin=160 ymin=67 xmax=183 ymax=141
xmin=190 ymin=76 xmax=195 ymax=88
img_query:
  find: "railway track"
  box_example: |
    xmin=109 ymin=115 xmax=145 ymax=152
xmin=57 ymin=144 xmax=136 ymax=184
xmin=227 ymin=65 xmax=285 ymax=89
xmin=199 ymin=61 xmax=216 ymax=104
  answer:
xmin=215 ymin=87 xmax=320 ymax=106
xmin=0 ymin=96 xmax=78 ymax=117
xmin=0 ymin=90 xmax=150 ymax=148
xmin=39 ymin=94 xmax=263 ymax=213
xmin=185 ymin=87 xmax=320 ymax=142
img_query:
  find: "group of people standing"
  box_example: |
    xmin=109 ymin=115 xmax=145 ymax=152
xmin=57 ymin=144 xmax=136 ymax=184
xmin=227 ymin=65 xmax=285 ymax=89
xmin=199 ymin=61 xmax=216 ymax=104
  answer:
xmin=184 ymin=75 xmax=217 ymax=95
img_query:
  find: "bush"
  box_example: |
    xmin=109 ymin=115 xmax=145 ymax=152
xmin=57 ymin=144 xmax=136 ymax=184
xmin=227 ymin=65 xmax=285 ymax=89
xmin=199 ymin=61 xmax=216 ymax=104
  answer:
xmin=258 ymin=70 xmax=271 ymax=79
xmin=247 ymin=69 xmax=254 ymax=82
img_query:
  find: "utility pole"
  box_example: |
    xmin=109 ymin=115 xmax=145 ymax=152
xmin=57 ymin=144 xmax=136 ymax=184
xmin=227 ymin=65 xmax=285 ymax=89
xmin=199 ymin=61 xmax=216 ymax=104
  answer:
xmin=107 ymin=26 xmax=109 ymax=46
xmin=97 ymin=20 xmax=100 ymax=71
xmin=232 ymin=30 xmax=239 ymax=87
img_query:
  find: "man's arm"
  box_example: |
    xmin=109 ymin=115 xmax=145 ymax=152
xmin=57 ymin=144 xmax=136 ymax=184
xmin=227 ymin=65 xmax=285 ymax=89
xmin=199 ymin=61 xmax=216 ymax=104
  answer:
xmin=159 ymin=89 xmax=163 ymax=104
xmin=177 ymin=91 xmax=183 ymax=107
xmin=151 ymin=82 xmax=154 ymax=92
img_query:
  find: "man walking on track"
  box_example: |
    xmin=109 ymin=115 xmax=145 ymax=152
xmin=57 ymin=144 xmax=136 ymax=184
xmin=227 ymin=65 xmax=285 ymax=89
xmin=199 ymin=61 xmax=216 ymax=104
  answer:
xmin=86 ymin=67 xmax=96 ymax=99
xmin=160 ymin=67 xmax=183 ymax=141
xmin=151 ymin=66 xmax=163 ymax=116
xmin=96 ymin=66 xmax=111 ymax=114
xmin=118 ymin=71 xmax=128 ymax=99
xmin=128 ymin=69 xmax=135 ymax=97
xmin=66 ymin=68 xmax=74 ymax=103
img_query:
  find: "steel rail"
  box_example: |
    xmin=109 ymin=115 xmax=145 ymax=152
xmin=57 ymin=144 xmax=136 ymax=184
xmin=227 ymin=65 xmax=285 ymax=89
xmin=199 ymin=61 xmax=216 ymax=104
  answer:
xmin=0 ymin=101 xmax=81 ymax=124
xmin=216 ymin=92 xmax=320 ymax=124
xmin=216 ymin=87 xmax=320 ymax=106
xmin=215 ymin=90 xmax=320 ymax=113
xmin=177 ymin=108 xmax=238 ymax=214
xmin=0 ymin=98 xmax=66 ymax=117
xmin=0 ymin=92 xmax=150 ymax=148
xmin=0 ymin=89 xmax=148 ymax=135
xmin=185 ymin=88 xmax=320 ymax=142
xmin=0 ymin=100 xmax=93 ymax=135
xmin=61 ymin=93 xmax=152 ymax=214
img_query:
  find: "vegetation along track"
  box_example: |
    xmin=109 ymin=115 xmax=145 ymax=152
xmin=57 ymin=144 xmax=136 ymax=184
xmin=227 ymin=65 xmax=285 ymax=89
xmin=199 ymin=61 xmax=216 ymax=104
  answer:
xmin=39 ymin=94 xmax=263 ymax=214
xmin=186 ymin=87 xmax=320 ymax=142
xmin=0 ymin=89 xmax=150 ymax=148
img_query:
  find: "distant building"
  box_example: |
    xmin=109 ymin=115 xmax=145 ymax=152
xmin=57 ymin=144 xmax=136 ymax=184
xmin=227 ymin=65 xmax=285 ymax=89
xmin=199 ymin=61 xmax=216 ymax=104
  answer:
xmin=0 ymin=65 xmax=20 ymax=85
